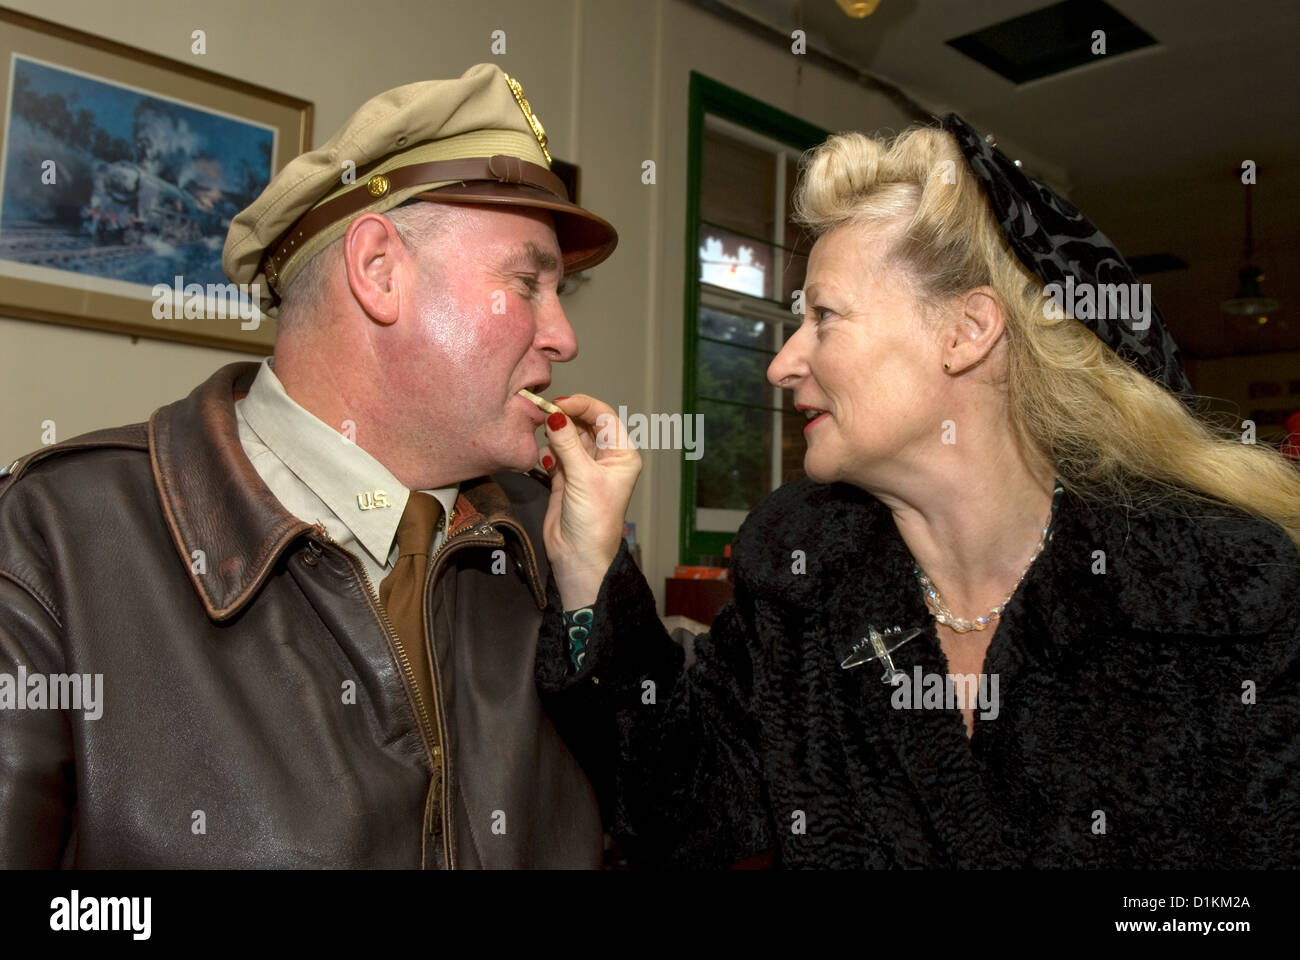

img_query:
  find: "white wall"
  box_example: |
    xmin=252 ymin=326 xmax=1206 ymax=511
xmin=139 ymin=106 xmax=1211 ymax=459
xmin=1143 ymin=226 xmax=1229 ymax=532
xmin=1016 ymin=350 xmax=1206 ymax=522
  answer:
xmin=0 ymin=0 xmax=917 ymax=606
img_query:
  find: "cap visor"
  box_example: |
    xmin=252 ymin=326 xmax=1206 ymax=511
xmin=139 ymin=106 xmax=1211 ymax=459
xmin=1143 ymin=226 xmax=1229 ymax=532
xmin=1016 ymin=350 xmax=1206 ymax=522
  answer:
xmin=412 ymin=183 xmax=617 ymax=273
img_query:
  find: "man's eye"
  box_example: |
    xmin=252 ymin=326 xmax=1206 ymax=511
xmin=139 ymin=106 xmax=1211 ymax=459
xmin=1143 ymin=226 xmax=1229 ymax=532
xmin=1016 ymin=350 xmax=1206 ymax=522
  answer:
xmin=811 ymin=306 xmax=833 ymax=323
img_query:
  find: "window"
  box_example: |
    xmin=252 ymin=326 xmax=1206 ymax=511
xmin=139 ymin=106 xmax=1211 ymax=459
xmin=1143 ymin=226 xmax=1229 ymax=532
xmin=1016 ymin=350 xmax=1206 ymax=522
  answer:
xmin=681 ymin=74 xmax=829 ymax=564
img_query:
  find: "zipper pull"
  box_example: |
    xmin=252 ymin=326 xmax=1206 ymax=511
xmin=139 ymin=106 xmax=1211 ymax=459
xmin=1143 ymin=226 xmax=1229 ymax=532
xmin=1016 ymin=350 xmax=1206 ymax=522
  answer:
xmin=303 ymin=521 xmax=334 ymax=566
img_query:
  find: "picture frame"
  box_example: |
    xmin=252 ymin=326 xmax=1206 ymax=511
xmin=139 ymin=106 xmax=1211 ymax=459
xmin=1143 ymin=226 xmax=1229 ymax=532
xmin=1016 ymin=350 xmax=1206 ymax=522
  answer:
xmin=0 ymin=6 xmax=313 ymax=353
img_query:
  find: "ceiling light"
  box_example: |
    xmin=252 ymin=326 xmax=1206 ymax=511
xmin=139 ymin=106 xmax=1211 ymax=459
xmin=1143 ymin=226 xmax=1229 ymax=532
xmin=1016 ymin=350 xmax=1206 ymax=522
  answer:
xmin=1221 ymin=184 xmax=1281 ymax=318
xmin=1222 ymin=266 xmax=1280 ymax=316
xmin=836 ymin=0 xmax=882 ymax=18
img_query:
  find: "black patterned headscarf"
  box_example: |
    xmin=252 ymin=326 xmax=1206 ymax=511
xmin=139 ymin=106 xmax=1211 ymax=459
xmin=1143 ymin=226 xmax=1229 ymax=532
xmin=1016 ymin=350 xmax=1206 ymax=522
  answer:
xmin=938 ymin=113 xmax=1193 ymax=397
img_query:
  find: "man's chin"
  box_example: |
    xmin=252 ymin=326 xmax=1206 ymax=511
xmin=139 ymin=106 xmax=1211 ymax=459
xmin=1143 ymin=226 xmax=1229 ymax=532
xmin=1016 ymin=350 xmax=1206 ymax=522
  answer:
xmin=498 ymin=439 xmax=543 ymax=475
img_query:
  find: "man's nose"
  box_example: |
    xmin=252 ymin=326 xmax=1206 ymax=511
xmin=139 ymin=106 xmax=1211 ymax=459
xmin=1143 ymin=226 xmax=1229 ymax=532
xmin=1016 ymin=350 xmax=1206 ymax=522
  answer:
xmin=537 ymin=298 xmax=578 ymax=362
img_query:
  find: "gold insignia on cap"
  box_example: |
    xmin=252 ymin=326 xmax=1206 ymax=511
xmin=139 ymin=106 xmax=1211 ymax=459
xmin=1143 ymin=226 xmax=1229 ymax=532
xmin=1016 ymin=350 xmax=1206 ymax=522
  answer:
xmin=367 ymin=174 xmax=391 ymax=198
xmin=503 ymin=73 xmax=552 ymax=166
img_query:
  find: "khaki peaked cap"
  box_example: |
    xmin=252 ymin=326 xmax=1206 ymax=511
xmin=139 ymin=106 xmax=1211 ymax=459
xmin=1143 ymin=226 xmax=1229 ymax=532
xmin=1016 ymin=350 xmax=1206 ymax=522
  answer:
xmin=222 ymin=63 xmax=617 ymax=313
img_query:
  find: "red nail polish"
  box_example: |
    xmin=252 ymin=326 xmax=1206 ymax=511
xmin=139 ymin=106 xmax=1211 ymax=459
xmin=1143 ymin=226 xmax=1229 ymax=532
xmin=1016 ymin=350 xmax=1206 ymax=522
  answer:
xmin=547 ymin=412 xmax=567 ymax=431
xmin=553 ymin=396 xmax=570 ymax=402
xmin=542 ymin=455 xmax=554 ymax=470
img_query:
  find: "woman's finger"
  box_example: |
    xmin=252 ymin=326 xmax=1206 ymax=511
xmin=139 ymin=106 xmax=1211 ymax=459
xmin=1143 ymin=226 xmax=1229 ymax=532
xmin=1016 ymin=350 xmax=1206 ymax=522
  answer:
xmin=543 ymin=406 xmax=597 ymax=479
xmin=554 ymin=394 xmax=635 ymax=461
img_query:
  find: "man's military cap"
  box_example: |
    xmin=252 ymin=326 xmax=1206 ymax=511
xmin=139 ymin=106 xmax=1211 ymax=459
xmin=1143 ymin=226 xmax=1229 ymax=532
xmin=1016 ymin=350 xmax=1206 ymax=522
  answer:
xmin=222 ymin=63 xmax=617 ymax=313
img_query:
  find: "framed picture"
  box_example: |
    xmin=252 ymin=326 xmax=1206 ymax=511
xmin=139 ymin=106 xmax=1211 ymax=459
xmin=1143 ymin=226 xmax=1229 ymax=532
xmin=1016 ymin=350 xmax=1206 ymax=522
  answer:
xmin=0 ymin=7 xmax=312 ymax=352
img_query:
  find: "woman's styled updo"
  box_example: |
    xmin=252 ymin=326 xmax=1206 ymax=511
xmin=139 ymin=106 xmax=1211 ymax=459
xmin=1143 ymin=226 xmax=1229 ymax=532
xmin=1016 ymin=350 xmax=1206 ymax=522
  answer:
xmin=792 ymin=125 xmax=1300 ymax=547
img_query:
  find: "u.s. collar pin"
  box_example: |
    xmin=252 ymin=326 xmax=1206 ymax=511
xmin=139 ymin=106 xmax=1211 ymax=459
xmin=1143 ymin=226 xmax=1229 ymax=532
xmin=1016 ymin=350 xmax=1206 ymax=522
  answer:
xmin=841 ymin=625 xmax=923 ymax=683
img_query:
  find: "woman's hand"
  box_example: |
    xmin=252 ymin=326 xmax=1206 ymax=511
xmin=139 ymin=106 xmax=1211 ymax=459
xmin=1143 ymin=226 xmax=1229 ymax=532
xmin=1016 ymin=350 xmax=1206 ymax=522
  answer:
xmin=537 ymin=394 xmax=642 ymax=609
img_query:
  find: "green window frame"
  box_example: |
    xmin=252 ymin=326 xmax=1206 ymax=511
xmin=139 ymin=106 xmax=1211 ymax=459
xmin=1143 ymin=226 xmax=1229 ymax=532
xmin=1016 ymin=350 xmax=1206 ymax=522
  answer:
xmin=680 ymin=72 xmax=829 ymax=565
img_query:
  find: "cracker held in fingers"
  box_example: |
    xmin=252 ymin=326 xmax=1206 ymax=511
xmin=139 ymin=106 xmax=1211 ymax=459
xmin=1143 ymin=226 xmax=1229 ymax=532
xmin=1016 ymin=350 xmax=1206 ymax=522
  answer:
xmin=517 ymin=388 xmax=563 ymax=415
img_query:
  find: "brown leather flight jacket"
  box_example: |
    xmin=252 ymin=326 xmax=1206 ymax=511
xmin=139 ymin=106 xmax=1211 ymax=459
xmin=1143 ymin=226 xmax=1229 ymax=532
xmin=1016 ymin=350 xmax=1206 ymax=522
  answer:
xmin=0 ymin=362 xmax=602 ymax=868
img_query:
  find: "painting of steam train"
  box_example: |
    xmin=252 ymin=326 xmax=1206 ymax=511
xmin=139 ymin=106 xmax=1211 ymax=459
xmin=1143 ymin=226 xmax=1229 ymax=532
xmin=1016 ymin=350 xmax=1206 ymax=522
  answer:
xmin=0 ymin=56 xmax=275 ymax=289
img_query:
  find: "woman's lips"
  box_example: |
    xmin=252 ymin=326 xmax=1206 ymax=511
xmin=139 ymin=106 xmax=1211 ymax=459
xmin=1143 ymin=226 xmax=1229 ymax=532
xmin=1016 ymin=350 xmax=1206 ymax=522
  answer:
xmin=803 ymin=412 xmax=830 ymax=434
xmin=797 ymin=404 xmax=831 ymax=434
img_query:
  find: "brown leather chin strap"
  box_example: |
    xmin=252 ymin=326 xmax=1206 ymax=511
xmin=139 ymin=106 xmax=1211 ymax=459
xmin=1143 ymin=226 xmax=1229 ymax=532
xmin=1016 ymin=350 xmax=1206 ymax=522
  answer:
xmin=261 ymin=155 xmax=567 ymax=291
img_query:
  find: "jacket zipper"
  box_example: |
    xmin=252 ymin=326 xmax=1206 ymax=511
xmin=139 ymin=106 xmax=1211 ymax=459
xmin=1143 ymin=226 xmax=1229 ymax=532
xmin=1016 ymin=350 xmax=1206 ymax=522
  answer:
xmin=309 ymin=526 xmax=444 ymax=869
xmin=423 ymin=521 xmax=504 ymax=870
xmin=312 ymin=527 xmax=438 ymax=753
xmin=310 ymin=517 xmax=505 ymax=870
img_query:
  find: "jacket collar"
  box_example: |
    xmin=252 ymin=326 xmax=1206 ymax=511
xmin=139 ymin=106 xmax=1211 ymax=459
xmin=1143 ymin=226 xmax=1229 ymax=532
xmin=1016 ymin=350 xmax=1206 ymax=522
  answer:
xmin=149 ymin=362 xmax=548 ymax=620
xmin=446 ymin=474 xmax=550 ymax=608
xmin=748 ymin=477 xmax=1298 ymax=654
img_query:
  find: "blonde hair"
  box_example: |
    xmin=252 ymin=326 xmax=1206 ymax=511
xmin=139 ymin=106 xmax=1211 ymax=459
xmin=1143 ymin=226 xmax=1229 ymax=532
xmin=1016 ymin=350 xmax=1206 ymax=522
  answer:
xmin=792 ymin=125 xmax=1300 ymax=549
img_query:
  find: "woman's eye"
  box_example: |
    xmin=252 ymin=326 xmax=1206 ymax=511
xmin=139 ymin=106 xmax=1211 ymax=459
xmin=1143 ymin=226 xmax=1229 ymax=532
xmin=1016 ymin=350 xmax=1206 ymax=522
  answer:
xmin=813 ymin=307 xmax=833 ymax=323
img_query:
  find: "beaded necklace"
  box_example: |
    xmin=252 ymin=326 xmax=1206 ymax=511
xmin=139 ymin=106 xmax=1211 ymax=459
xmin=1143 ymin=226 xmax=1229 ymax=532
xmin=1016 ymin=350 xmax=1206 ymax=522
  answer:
xmin=913 ymin=479 xmax=1064 ymax=633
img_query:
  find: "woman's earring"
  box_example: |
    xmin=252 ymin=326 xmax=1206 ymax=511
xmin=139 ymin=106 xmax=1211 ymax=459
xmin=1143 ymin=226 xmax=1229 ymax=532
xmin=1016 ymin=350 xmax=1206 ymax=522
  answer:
xmin=944 ymin=362 xmax=951 ymax=371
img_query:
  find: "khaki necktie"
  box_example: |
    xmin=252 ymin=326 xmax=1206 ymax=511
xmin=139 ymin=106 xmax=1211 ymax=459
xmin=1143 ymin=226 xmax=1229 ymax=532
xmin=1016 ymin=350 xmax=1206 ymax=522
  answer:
xmin=378 ymin=492 xmax=443 ymax=750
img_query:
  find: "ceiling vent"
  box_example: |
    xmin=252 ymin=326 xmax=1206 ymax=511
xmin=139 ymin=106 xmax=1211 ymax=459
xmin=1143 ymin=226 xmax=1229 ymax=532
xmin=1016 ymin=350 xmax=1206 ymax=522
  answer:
xmin=947 ymin=0 xmax=1157 ymax=84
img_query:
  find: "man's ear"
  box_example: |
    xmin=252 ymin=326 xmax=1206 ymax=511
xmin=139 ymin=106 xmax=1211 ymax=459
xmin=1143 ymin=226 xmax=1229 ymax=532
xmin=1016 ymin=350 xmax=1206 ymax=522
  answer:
xmin=342 ymin=213 xmax=404 ymax=325
xmin=942 ymin=287 xmax=1005 ymax=375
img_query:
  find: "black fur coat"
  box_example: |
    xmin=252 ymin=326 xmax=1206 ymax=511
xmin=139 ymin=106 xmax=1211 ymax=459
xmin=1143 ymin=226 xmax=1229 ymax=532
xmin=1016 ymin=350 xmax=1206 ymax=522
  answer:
xmin=537 ymin=478 xmax=1300 ymax=868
